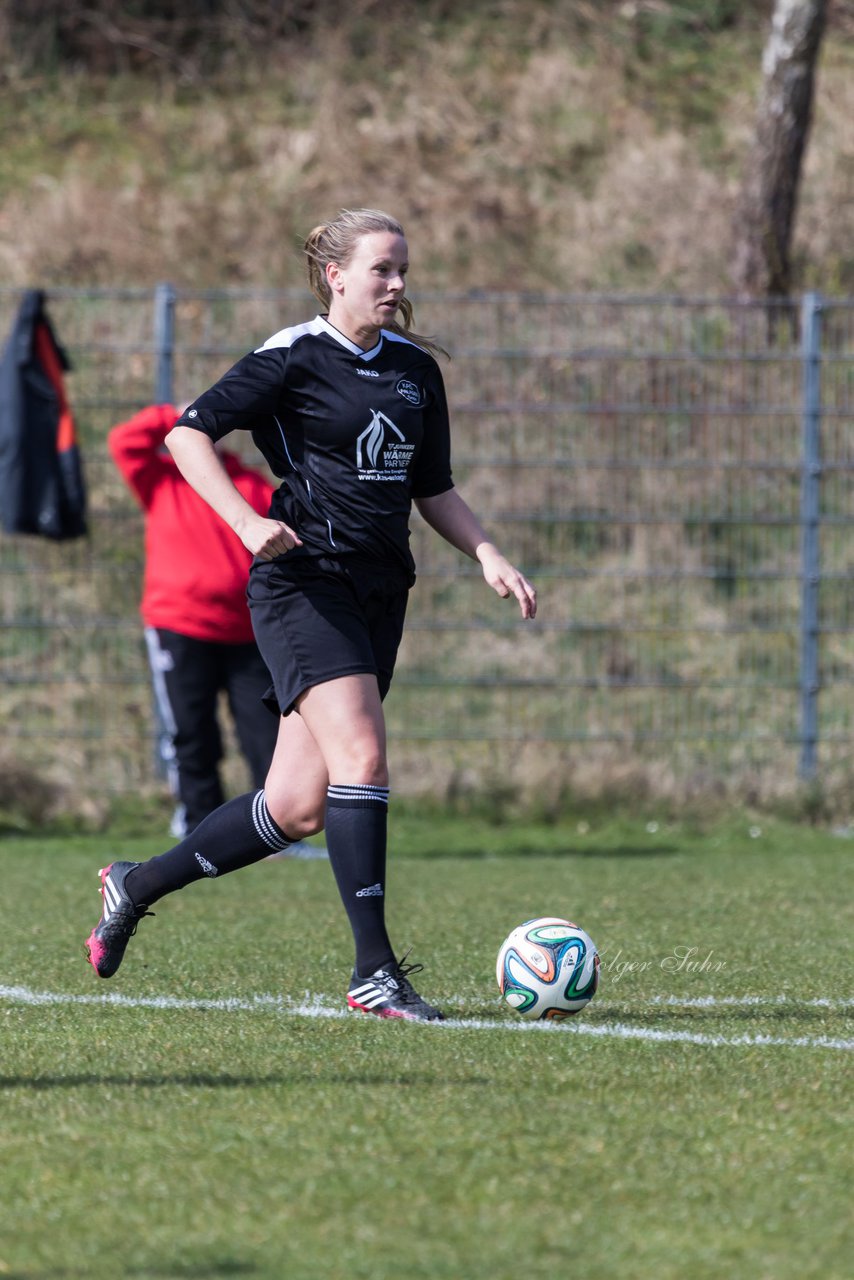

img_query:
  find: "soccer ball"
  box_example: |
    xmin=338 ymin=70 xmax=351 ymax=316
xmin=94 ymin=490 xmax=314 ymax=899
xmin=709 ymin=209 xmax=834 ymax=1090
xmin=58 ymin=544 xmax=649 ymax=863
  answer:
xmin=496 ymin=916 xmax=600 ymax=1020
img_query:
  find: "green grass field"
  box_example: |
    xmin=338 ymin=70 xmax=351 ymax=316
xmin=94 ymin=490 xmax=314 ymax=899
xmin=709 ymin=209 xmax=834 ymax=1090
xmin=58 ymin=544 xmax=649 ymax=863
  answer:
xmin=1 ymin=809 xmax=852 ymax=1280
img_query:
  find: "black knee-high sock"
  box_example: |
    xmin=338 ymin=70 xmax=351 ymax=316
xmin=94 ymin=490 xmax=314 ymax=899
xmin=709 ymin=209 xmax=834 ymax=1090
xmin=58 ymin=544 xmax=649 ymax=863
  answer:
xmin=125 ymin=790 xmax=292 ymax=906
xmin=324 ymin=783 xmax=394 ymax=978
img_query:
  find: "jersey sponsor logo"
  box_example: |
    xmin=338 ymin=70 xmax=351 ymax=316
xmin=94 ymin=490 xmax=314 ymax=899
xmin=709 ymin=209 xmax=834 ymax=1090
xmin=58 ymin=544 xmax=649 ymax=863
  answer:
xmin=356 ymin=367 xmax=379 ymax=378
xmin=355 ymin=882 xmax=384 ymax=897
xmin=396 ymin=378 xmax=422 ymax=405
xmin=355 ymin=410 xmax=415 ymax=481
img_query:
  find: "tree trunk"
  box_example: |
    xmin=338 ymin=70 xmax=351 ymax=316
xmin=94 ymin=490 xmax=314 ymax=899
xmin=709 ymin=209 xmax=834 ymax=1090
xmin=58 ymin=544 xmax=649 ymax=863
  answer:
xmin=731 ymin=0 xmax=828 ymax=299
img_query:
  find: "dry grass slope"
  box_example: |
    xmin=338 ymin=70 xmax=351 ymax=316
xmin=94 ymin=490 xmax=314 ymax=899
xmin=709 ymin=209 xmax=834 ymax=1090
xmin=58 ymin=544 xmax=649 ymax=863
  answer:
xmin=1 ymin=2 xmax=853 ymax=294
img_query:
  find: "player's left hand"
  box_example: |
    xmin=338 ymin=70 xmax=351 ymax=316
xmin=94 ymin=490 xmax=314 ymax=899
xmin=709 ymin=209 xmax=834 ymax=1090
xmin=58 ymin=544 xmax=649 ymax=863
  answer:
xmin=478 ymin=546 xmax=537 ymax=619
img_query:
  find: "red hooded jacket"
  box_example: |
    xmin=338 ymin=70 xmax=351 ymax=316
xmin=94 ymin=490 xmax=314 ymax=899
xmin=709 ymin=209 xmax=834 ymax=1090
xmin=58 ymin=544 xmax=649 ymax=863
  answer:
xmin=109 ymin=404 xmax=274 ymax=644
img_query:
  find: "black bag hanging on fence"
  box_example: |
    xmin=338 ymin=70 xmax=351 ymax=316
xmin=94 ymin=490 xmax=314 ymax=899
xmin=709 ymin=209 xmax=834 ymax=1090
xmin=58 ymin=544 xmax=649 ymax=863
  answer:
xmin=0 ymin=288 xmax=87 ymax=539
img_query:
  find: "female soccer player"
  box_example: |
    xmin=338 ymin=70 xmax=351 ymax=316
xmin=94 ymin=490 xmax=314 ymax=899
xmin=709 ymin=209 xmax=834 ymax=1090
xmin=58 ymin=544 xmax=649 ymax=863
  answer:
xmin=85 ymin=208 xmax=537 ymax=1021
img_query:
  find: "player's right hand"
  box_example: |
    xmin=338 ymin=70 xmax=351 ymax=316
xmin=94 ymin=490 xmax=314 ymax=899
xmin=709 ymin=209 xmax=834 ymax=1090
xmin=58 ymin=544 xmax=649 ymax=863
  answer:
xmin=235 ymin=512 xmax=303 ymax=560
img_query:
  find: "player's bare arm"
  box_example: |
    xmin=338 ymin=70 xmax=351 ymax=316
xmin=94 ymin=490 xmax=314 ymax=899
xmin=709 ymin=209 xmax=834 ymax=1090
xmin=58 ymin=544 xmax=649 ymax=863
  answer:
xmin=414 ymin=489 xmax=537 ymax=620
xmin=165 ymin=425 xmax=301 ymax=560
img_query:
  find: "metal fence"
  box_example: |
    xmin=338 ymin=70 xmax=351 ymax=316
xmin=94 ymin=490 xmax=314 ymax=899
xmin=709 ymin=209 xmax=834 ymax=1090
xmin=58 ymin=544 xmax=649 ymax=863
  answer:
xmin=1 ymin=286 xmax=853 ymax=810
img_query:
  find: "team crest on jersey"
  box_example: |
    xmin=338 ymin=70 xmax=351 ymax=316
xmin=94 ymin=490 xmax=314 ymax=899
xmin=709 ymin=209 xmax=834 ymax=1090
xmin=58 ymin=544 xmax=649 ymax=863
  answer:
xmin=396 ymin=378 xmax=422 ymax=405
xmin=356 ymin=410 xmax=415 ymax=481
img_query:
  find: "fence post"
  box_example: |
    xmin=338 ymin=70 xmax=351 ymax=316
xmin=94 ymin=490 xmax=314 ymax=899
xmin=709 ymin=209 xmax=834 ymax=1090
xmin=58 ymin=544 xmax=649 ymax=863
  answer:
xmin=799 ymin=291 xmax=822 ymax=782
xmin=153 ymin=281 xmax=177 ymax=403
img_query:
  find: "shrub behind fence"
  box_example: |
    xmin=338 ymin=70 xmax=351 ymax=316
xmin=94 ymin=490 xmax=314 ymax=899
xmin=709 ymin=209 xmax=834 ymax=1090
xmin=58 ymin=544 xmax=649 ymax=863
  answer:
xmin=1 ymin=287 xmax=852 ymax=811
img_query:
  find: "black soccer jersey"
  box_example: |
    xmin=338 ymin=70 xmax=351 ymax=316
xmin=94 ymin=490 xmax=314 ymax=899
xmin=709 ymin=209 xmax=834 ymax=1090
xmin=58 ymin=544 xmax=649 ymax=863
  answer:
xmin=178 ymin=315 xmax=454 ymax=580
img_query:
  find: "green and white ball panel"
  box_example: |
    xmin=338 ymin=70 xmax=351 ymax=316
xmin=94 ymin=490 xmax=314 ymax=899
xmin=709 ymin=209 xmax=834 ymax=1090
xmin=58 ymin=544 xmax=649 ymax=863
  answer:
xmin=496 ymin=916 xmax=600 ymax=1021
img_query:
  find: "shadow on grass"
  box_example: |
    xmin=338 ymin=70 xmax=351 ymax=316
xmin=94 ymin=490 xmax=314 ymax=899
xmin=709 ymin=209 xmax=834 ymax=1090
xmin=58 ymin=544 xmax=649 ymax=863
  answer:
xmin=0 ymin=1070 xmax=492 ymax=1090
xmin=3 ymin=1266 xmax=257 ymax=1279
xmin=568 ymin=844 xmax=681 ymax=858
xmin=401 ymin=843 xmax=682 ymax=859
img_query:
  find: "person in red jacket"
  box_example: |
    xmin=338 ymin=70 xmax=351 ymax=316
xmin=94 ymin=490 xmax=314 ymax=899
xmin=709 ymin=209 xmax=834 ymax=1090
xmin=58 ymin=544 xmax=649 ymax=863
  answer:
xmin=109 ymin=403 xmax=280 ymax=837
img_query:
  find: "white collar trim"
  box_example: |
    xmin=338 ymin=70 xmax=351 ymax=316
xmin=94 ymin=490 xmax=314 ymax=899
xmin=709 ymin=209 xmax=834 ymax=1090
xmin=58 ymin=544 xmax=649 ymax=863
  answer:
xmin=318 ymin=315 xmax=384 ymax=360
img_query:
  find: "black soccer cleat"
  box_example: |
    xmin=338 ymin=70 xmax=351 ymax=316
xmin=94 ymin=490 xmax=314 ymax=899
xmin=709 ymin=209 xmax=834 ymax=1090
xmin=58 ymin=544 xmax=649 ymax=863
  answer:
xmin=84 ymin=861 xmax=153 ymax=978
xmin=347 ymin=957 xmax=445 ymax=1022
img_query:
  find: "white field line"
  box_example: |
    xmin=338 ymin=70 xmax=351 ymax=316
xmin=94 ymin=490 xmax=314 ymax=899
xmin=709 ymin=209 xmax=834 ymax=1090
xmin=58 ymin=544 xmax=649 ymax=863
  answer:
xmin=646 ymin=994 xmax=854 ymax=1009
xmin=1 ymin=985 xmax=852 ymax=1052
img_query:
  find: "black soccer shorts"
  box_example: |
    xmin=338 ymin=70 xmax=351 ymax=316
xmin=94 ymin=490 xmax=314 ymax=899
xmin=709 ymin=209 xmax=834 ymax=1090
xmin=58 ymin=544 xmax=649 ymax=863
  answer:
xmin=247 ymin=553 xmax=410 ymax=715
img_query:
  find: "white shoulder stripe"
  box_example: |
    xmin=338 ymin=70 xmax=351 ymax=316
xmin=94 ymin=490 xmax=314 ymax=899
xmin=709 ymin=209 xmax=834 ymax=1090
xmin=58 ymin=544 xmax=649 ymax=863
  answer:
xmin=254 ymin=316 xmax=326 ymax=354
